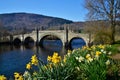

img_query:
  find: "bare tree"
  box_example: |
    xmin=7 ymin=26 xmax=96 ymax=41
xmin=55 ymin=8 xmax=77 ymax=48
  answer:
xmin=84 ymin=21 xmax=112 ymax=44
xmin=85 ymin=0 xmax=120 ymax=44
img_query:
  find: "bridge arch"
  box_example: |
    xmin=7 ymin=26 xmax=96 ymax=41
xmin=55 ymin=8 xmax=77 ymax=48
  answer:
xmin=24 ymin=36 xmax=35 ymax=45
xmin=39 ymin=34 xmax=63 ymax=47
xmin=69 ymin=37 xmax=86 ymax=49
xmin=13 ymin=38 xmax=22 ymax=45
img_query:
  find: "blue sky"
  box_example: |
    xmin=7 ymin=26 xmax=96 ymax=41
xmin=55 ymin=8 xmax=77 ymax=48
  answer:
xmin=0 ymin=0 xmax=88 ymax=21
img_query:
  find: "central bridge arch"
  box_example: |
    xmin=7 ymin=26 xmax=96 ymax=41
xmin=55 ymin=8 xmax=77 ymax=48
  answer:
xmin=39 ymin=30 xmax=66 ymax=46
xmin=39 ymin=35 xmax=63 ymax=49
xmin=39 ymin=34 xmax=64 ymax=47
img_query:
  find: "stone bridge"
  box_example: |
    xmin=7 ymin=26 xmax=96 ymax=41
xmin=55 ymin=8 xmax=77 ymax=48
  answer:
xmin=3 ymin=30 xmax=90 ymax=46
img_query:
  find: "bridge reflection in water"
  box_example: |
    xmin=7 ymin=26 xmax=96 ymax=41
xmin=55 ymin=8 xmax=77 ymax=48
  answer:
xmin=0 ymin=37 xmax=86 ymax=78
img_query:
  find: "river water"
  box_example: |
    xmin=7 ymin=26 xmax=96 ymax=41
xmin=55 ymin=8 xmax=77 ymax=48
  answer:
xmin=0 ymin=39 xmax=86 ymax=78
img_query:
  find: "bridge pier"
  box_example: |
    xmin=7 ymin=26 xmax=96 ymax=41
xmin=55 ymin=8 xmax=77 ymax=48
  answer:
xmin=36 ymin=28 xmax=39 ymax=46
xmin=64 ymin=25 xmax=69 ymax=49
xmin=10 ymin=35 xmax=13 ymax=44
xmin=21 ymin=34 xmax=24 ymax=45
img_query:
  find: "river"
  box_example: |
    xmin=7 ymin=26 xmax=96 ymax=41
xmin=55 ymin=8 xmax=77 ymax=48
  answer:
xmin=0 ymin=39 xmax=86 ymax=78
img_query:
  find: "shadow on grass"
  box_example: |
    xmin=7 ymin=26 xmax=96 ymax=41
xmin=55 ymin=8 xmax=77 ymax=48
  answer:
xmin=114 ymin=40 xmax=120 ymax=44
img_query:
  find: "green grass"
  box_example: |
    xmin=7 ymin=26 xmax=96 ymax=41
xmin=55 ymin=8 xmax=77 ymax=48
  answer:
xmin=111 ymin=41 xmax=120 ymax=54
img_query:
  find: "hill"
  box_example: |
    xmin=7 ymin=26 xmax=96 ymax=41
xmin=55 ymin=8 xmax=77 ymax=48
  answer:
xmin=0 ymin=13 xmax=74 ymax=31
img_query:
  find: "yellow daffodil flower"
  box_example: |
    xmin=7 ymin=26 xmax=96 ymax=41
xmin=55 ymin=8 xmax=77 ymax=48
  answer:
xmin=98 ymin=45 xmax=105 ymax=49
xmin=87 ymin=57 xmax=93 ymax=63
xmin=91 ymin=45 xmax=96 ymax=50
xmin=53 ymin=52 xmax=58 ymax=57
xmin=48 ymin=52 xmax=61 ymax=64
xmin=26 ymin=62 xmax=32 ymax=70
xmin=14 ymin=72 xmax=20 ymax=79
xmin=82 ymin=46 xmax=88 ymax=50
xmin=52 ymin=56 xmax=61 ymax=64
xmin=18 ymin=75 xmax=23 ymax=80
xmin=67 ymin=50 xmax=72 ymax=54
xmin=63 ymin=56 xmax=66 ymax=63
xmin=31 ymin=55 xmax=38 ymax=66
xmin=96 ymin=51 xmax=101 ymax=56
xmin=86 ymin=54 xmax=91 ymax=59
xmin=14 ymin=72 xmax=23 ymax=80
xmin=47 ymin=56 xmax=52 ymax=61
xmin=0 ymin=75 xmax=7 ymax=80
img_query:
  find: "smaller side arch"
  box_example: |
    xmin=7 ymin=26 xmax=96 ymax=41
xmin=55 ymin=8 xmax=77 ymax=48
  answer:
xmin=13 ymin=38 xmax=22 ymax=45
xmin=69 ymin=37 xmax=86 ymax=49
xmin=24 ymin=36 xmax=35 ymax=45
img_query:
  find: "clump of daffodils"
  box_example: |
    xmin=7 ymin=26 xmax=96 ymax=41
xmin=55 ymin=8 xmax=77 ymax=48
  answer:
xmin=26 ymin=54 xmax=39 ymax=70
xmin=85 ymin=54 xmax=93 ymax=63
xmin=65 ymin=44 xmax=114 ymax=80
xmin=31 ymin=55 xmax=38 ymax=66
xmin=14 ymin=72 xmax=23 ymax=80
xmin=47 ymin=52 xmax=61 ymax=64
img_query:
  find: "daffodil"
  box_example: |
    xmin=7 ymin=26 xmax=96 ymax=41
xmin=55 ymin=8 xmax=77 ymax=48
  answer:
xmin=14 ymin=72 xmax=20 ymax=79
xmin=108 ymin=52 xmax=112 ymax=55
xmin=75 ymin=57 xmax=79 ymax=60
xmin=31 ymin=55 xmax=38 ymax=66
xmin=86 ymin=54 xmax=91 ymax=59
xmin=78 ymin=56 xmax=84 ymax=62
xmin=52 ymin=56 xmax=61 ymax=64
xmin=23 ymin=71 xmax=30 ymax=77
xmin=87 ymin=57 xmax=93 ymax=63
xmin=105 ymin=60 xmax=110 ymax=65
xmin=82 ymin=46 xmax=88 ymax=50
xmin=63 ymin=56 xmax=66 ymax=63
xmin=96 ymin=51 xmax=101 ymax=56
xmin=53 ymin=52 xmax=58 ymax=57
xmin=0 ymin=75 xmax=7 ymax=80
xmin=87 ymin=47 xmax=91 ymax=50
xmin=76 ymin=67 xmax=80 ymax=71
xmin=14 ymin=72 xmax=23 ymax=80
xmin=18 ymin=75 xmax=23 ymax=80
xmin=101 ymin=49 xmax=104 ymax=52
xmin=91 ymin=45 xmax=96 ymax=50
xmin=48 ymin=52 xmax=61 ymax=64
xmin=103 ymin=51 xmax=106 ymax=54
xmin=61 ymin=63 xmax=64 ymax=66
xmin=67 ymin=50 xmax=72 ymax=54
xmin=98 ymin=44 xmax=105 ymax=49
xmin=26 ymin=62 xmax=32 ymax=70
xmin=72 ymin=49 xmax=76 ymax=53
xmin=47 ymin=56 xmax=52 ymax=61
